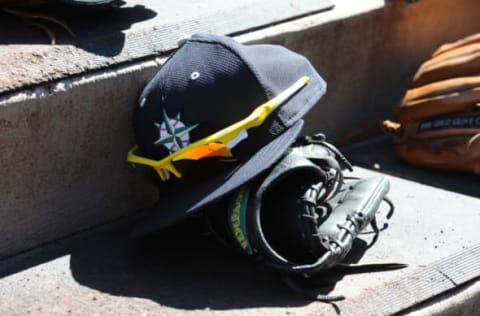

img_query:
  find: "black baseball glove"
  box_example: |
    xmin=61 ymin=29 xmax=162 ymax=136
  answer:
xmin=205 ymin=134 xmax=401 ymax=298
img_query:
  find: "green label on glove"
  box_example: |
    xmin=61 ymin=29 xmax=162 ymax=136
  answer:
xmin=228 ymin=186 xmax=253 ymax=255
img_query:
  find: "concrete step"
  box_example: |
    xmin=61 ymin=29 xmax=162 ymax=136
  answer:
xmin=1 ymin=0 xmax=480 ymax=265
xmin=1 ymin=136 xmax=479 ymax=315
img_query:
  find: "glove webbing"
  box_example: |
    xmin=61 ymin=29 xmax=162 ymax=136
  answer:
xmin=294 ymin=133 xmax=354 ymax=172
xmin=293 ymin=178 xmax=396 ymax=276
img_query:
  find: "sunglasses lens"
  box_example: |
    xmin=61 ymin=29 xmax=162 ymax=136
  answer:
xmin=174 ymin=143 xmax=233 ymax=161
xmin=172 ymin=157 xmax=238 ymax=181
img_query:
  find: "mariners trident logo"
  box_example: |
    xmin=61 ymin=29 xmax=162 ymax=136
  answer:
xmin=153 ymin=109 xmax=198 ymax=153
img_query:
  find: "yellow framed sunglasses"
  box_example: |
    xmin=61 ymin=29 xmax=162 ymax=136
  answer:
xmin=127 ymin=76 xmax=310 ymax=181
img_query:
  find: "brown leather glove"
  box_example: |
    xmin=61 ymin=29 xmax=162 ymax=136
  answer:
xmin=384 ymin=33 xmax=480 ymax=174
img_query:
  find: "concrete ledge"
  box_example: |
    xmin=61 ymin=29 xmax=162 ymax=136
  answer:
xmin=409 ymin=280 xmax=480 ymax=316
xmin=1 ymin=160 xmax=479 ymax=315
xmin=0 ymin=0 xmax=334 ymax=94
xmin=0 ymin=60 xmax=160 ymax=259
xmin=1 ymin=0 xmax=480 ymax=259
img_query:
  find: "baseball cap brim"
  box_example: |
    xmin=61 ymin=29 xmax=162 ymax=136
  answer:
xmin=131 ymin=119 xmax=304 ymax=238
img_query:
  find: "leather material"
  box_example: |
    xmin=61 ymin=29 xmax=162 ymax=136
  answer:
xmin=411 ymin=48 xmax=480 ymax=88
xmin=247 ymin=151 xmax=328 ymax=267
xmin=312 ymin=176 xmax=390 ymax=271
xmin=317 ymin=176 xmax=389 ymax=244
xmin=56 ymin=0 xmax=121 ymax=6
xmin=0 ymin=0 xmax=120 ymax=6
xmin=392 ymin=33 xmax=480 ymax=174
xmin=433 ymin=33 xmax=480 ymax=57
xmin=212 ymin=139 xmax=393 ymax=276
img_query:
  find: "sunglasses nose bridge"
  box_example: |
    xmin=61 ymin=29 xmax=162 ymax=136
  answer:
xmin=166 ymin=162 xmax=182 ymax=179
xmin=154 ymin=167 xmax=168 ymax=181
xmin=155 ymin=162 xmax=183 ymax=181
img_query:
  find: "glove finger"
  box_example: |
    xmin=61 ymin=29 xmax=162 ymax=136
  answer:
xmin=433 ymin=33 xmax=480 ymax=57
xmin=412 ymin=46 xmax=480 ymax=87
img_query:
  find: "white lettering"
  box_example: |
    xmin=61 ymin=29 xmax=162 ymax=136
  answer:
xmin=434 ymin=118 xmax=451 ymax=128
xmin=453 ymin=117 xmax=474 ymax=126
xmin=420 ymin=121 xmax=432 ymax=130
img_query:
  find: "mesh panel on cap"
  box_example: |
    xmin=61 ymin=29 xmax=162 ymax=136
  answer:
xmin=134 ymin=40 xmax=266 ymax=160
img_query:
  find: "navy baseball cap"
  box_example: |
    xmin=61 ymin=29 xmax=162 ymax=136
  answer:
xmin=130 ymin=33 xmax=326 ymax=236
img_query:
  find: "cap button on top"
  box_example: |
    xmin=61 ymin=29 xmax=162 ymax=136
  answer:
xmin=190 ymin=71 xmax=200 ymax=80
